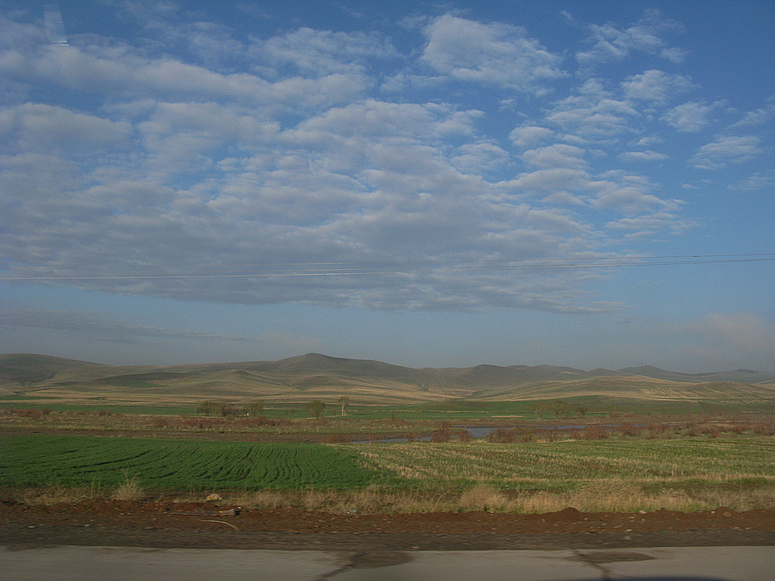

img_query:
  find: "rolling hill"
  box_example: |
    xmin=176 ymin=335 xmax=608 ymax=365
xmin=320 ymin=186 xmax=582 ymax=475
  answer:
xmin=1 ymin=352 xmax=774 ymax=408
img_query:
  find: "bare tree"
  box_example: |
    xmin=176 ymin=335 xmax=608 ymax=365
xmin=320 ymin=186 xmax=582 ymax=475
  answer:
xmin=337 ymin=396 xmax=350 ymax=416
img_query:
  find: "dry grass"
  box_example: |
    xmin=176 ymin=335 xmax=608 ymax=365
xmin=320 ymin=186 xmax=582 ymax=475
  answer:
xmin=6 ymin=481 xmax=775 ymax=514
xmin=15 ymin=485 xmax=101 ymax=505
xmin=458 ymin=484 xmax=510 ymax=512
xmin=209 ymin=481 xmax=775 ymax=514
xmin=513 ymin=480 xmax=702 ymax=513
xmin=111 ymin=474 xmax=145 ymax=501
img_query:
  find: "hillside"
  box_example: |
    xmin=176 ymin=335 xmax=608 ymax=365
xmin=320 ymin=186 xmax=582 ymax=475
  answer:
xmin=1 ymin=353 xmax=774 ymax=407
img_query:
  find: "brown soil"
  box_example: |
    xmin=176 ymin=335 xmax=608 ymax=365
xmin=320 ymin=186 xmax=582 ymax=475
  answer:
xmin=2 ymin=499 xmax=774 ymax=551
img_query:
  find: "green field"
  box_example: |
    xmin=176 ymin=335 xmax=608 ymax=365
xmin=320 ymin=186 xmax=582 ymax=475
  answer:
xmin=0 ymin=435 xmax=377 ymax=491
xmin=3 ymin=434 xmax=774 ymax=495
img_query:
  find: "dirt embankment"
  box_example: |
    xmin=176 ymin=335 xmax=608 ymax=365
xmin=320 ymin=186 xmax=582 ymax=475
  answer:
xmin=2 ymin=499 xmax=774 ymax=551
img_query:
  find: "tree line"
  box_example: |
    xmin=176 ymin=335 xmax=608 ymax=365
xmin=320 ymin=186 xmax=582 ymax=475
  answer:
xmin=196 ymin=396 xmax=350 ymax=419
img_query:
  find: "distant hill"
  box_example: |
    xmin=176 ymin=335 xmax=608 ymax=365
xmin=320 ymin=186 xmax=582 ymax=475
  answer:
xmin=1 ymin=352 xmax=774 ymax=407
xmin=0 ymin=354 xmax=111 ymax=385
xmin=619 ymin=365 xmax=775 ymax=384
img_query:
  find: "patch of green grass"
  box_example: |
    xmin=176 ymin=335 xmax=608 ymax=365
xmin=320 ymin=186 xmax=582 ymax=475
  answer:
xmin=0 ymin=435 xmax=380 ymax=491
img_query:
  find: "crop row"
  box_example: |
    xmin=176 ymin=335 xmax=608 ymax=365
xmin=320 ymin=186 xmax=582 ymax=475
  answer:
xmin=0 ymin=435 xmax=377 ymax=490
xmin=4 ymin=435 xmax=774 ymax=493
xmin=351 ymin=437 xmax=775 ymax=488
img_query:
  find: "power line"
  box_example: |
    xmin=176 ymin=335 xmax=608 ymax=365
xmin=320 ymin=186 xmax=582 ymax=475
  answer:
xmin=1 ymin=253 xmax=774 ymax=281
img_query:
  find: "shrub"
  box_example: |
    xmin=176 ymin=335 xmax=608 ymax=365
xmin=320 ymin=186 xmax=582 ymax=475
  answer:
xmin=196 ymin=401 xmax=221 ymax=416
xmin=306 ymin=400 xmax=327 ymax=419
xmin=404 ymin=431 xmax=420 ymax=442
xmin=486 ymin=427 xmax=516 ymax=443
xmin=581 ymin=425 xmax=608 ymax=440
xmin=430 ymin=429 xmax=451 ymax=443
xmin=19 ymin=409 xmax=42 ymax=421
xmin=753 ymin=421 xmax=775 ymax=436
xmin=245 ymin=401 xmax=265 ymax=417
xmin=150 ymin=416 xmax=170 ymax=429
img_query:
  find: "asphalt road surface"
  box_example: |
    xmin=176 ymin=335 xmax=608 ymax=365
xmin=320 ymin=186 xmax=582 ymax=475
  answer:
xmin=3 ymin=545 xmax=774 ymax=581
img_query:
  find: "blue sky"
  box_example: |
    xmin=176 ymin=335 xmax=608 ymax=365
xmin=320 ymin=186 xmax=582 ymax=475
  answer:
xmin=1 ymin=0 xmax=774 ymax=372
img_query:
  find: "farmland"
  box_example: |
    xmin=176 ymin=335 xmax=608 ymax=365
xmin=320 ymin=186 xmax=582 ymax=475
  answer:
xmin=0 ymin=435 xmax=376 ymax=491
xmin=2 ymin=430 xmax=775 ymax=514
xmin=355 ymin=438 xmax=775 ymax=489
xmin=2 ymin=353 xmax=775 ymax=515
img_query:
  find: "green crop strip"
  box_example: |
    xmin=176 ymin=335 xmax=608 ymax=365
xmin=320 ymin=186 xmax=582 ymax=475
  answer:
xmin=0 ymin=435 xmax=379 ymax=490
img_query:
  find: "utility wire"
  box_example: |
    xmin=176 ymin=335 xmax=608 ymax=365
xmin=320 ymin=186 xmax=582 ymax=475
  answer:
xmin=1 ymin=253 xmax=774 ymax=281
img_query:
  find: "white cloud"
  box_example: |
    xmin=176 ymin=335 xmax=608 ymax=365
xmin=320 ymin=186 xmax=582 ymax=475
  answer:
xmin=660 ymin=47 xmax=689 ymax=64
xmin=422 ymin=14 xmax=566 ymax=93
xmin=521 ymin=144 xmax=587 ymax=169
xmin=505 ymin=167 xmax=588 ymax=199
xmin=451 ymin=142 xmax=510 ymax=174
xmin=606 ymin=209 xmax=695 ymax=237
xmin=506 ymin=163 xmax=685 ymax=231
xmin=621 ymin=70 xmax=695 ymax=103
xmin=0 ymin=103 xmax=132 ymax=154
xmin=545 ymin=79 xmax=639 ymax=140
xmin=690 ymin=135 xmax=762 ymax=169
xmin=0 ymin=7 xmax=709 ymax=314
xmin=631 ymin=136 xmax=663 ymax=147
xmin=662 ymin=100 xmax=724 ymax=132
xmin=728 ymin=170 xmax=775 ymax=192
xmin=575 ymin=9 xmax=684 ymax=66
xmin=256 ymin=27 xmax=398 ymax=77
xmin=509 ymin=126 xmax=555 ymax=149
xmin=590 ymin=172 xmax=667 ymax=215
xmin=617 ymin=150 xmax=668 ymax=162
xmin=727 ymin=97 xmax=775 ymax=129
xmin=0 ymin=39 xmax=366 ymax=112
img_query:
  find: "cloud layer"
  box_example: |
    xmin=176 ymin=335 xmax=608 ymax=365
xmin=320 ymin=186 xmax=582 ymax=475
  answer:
xmin=0 ymin=7 xmax=771 ymax=315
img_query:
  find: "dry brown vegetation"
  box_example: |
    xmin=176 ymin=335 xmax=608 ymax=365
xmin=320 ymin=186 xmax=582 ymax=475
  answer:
xmin=10 ymin=481 xmax=775 ymax=515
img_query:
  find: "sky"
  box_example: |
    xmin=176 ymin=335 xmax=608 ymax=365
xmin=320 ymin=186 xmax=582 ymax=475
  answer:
xmin=1 ymin=0 xmax=774 ymax=373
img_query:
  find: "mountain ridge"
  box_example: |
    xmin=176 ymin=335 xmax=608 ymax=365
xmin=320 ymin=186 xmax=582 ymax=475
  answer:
xmin=2 ymin=352 xmax=774 ymax=406
xmin=3 ymin=352 xmax=775 ymax=385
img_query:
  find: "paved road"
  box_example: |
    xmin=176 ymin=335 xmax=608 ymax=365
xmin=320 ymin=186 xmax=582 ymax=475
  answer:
xmin=2 ymin=546 xmax=774 ymax=580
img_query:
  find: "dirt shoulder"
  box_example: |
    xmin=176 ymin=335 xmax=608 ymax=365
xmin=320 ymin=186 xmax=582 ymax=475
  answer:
xmin=2 ymin=500 xmax=774 ymax=551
